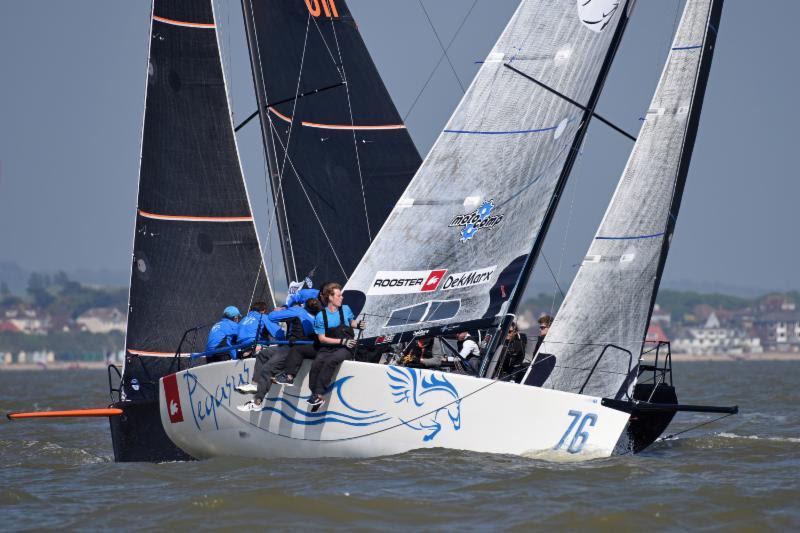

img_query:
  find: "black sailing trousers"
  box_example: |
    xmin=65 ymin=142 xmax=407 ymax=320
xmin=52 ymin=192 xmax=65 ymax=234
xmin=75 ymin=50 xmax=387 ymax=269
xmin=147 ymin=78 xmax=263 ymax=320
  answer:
xmin=309 ymin=347 xmax=350 ymax=396
xmin=284 ymin=344 xmax=318 ymax=377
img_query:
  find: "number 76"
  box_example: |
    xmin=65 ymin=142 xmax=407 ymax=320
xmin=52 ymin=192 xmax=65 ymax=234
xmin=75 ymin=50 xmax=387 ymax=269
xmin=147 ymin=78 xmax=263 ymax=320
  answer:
xmin=554 ymin=410 xmax=597 ymax=454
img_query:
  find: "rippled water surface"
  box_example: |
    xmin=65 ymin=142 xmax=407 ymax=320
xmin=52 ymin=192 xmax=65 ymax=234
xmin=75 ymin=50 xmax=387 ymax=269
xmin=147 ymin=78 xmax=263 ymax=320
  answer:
xmin=1 ymin=362 xmax=798 ymax=530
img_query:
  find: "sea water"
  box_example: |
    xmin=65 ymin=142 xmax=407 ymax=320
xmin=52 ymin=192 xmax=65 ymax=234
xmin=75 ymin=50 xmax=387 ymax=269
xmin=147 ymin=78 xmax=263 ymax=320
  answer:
xmin=1 ymin=361 xmax=797 ymax=530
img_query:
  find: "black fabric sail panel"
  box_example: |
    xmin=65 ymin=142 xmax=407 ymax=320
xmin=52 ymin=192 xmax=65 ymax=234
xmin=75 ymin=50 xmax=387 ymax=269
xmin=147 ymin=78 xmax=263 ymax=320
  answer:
xmin=345 ymin=0 xmax=632 ymax=342
xmin=123 ymin=0 xmax=270 ymax=400
xmin=538 ymin=0 xmax=723 ymax=400
xmin=247 ymin=0 xmax=421 ymax=284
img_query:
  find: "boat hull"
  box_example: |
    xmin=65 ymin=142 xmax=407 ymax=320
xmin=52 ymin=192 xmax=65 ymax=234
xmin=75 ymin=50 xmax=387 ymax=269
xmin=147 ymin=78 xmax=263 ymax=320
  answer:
xmin=109 ymin=399 xmax=194 ymax=462
xmin=159 ymin=360 xmax=631 ymax=460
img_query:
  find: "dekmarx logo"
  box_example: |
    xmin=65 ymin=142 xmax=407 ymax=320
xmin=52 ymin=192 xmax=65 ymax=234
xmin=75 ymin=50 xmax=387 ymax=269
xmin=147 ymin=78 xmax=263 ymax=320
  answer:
xmin=369 ymin=269 xmax=448 ymax=295
xmin=442 ymin=265 xmax=496 ymax=291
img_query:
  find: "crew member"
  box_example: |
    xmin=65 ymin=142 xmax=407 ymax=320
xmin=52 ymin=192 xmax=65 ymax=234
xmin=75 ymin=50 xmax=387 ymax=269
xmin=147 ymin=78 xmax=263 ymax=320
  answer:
xmin=234 ymin=302 xmax=286 ymax=399
xmin=205 ymin=306 xmax=241 ymax=363
xmin=457 ymin=331 xmax=481 ymax=372
xmin=307 ymin=282 xmax=364 ymax=408
xmin=524 ymin=314 xmax=555 ymax=387
xmin=499 ymin=322 xmax=527 ymax=382
xmin=270 ymin=292 xmax=322 ymax=386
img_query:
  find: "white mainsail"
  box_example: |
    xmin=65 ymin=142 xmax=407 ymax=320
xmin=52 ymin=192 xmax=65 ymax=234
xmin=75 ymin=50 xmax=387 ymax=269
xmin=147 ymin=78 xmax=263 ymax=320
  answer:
xmin=535 ymin=0 xmax=723 ymax=399
xmin=344 ymin=0 xmax=633 ymax=342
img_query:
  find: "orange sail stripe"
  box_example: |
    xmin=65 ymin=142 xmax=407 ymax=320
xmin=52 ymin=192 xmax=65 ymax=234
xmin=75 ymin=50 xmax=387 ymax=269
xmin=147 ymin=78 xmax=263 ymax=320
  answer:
xmin=268 ymin=107 xmax=406 ymax=131
xmin=138 ymin=209 xmax=253 ymax=223
xmin=7 ymin=408 xmax=123 ymax=420
xmin=153 ymin=15 xmax=215 ymax=29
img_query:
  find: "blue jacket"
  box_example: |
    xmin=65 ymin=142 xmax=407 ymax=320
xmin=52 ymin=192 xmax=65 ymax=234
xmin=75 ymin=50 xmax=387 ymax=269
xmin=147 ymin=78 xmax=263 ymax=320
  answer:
xmin=205 ymin=318 xmax=240 ymax=358
xmin=238 ymin=310 xmax=285 ymax=346
xmin=287 ymin=288 xmax=320 ymax=307
xmin=314 ymin=305 xmax=355 ymax=336
xmin=268 ymin=306 xmax=316 ymax=338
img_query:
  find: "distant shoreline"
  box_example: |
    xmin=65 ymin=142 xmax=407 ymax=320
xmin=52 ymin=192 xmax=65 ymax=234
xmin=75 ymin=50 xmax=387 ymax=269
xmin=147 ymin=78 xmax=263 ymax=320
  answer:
xmin=1 ymin=352 xmax=798 ymax=371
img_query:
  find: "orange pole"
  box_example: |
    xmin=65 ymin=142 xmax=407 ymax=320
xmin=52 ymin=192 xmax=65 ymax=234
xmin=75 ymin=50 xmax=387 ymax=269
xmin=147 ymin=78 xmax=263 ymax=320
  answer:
xmin=7 ymin=408 xmax=123 ymax=420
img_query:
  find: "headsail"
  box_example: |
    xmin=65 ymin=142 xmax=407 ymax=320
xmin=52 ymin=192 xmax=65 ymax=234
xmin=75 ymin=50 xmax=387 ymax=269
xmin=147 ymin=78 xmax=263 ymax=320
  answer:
xmin=123 ymin=0 xmax=271 ymax=400
xmin=535 ymin=0 xmax=724 ymax=399
xmin=345 ymin=0 xmax=633 ymax=343
xmin=241 ymin=0 xmax=421 ymax=285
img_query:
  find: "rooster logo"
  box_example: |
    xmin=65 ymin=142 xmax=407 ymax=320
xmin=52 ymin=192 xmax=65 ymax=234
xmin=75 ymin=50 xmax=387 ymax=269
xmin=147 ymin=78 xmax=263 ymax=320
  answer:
xmin=387 ymin=367 xmax=462 ymax=441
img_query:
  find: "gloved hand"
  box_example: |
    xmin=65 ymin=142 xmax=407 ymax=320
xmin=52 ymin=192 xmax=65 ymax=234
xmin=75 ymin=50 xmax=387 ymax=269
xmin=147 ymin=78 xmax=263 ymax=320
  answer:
xmin=343 ymin=338 xmax=357 ymax=349
xmin=356 ymin=319 xmax=366 ymax=330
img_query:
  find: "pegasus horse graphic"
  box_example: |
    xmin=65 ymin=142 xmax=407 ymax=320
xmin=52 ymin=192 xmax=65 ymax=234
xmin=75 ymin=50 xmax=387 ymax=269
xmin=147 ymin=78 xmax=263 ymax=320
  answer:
xmin=387 ymin=366 xmax=462 ymax=441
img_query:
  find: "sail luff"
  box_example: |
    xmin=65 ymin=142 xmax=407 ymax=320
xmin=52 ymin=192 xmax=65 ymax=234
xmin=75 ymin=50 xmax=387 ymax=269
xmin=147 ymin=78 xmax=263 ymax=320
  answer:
xmin=120 ymin=0 xmax=156 ymax=400
xmin=535 ymin=0 xmax=724 ymax=399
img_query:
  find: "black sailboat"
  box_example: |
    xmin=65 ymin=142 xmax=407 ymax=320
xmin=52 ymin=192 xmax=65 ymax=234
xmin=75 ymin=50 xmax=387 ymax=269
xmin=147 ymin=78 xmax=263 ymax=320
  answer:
xmin=111 ymin=0 xmax=270 ymax=462
xmin=109 ymin=0 xmax=419 ymax=462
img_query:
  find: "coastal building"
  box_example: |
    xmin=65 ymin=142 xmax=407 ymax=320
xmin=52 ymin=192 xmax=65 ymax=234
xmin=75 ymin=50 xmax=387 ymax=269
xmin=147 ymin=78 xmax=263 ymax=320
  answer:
xmin=4 ymin=308 xmax=48 ymax=334
xmin=753 ymin=310 xmax=800 ymax=352
xmin=76 ymin=307 xmax=126 ymax=334
xmin=672 ymin=312 xmax=762 ymax=355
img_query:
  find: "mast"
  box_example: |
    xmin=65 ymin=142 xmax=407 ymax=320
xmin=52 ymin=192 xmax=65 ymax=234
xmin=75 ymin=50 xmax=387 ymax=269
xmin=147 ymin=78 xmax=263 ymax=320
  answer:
xmin=241 ymin=0 xmax=297 ymax=284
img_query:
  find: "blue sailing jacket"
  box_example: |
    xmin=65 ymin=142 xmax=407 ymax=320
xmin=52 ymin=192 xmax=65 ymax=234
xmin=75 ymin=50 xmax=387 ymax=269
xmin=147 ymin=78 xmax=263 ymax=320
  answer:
xmin=268 ymin=306 xmax=316 ymax=338
xmin=238 ymin=310 xmax=285 ymax=346
xmin=205 ymin=318 xmax=240 ymax=358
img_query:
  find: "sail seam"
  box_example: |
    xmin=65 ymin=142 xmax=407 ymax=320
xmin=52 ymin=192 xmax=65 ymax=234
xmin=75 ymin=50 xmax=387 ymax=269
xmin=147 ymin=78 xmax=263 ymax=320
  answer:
xmin=444 ymin=125 xmax=559 ymax=135
xmin=595 ymin=232 xmax=665 ymax=240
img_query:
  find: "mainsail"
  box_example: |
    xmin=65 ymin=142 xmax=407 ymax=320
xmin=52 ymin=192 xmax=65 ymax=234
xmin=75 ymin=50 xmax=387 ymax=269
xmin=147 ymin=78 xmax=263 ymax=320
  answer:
xmin=241 ymin=0 xmax=421 ymax=285
xmin=535 ymin=0 xmax=723 ymax=399
xmin=345 ymin=0 xmax=633 ymax=343
xmin=123 ymin=0 xmax=270 ymax=400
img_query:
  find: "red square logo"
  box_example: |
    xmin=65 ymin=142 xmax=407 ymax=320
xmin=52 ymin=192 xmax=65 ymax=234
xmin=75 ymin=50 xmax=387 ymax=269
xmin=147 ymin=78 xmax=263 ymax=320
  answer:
xmin=163 ymin=373 xmax=184 ymax=423
xmin=421 ymin=269 xmax=447 ymax=292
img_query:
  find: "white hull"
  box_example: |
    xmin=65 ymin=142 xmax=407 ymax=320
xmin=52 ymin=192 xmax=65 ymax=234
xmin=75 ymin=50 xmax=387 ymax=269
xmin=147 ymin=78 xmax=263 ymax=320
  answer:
xmin=159 ymin=360 xmax=631 ymax=460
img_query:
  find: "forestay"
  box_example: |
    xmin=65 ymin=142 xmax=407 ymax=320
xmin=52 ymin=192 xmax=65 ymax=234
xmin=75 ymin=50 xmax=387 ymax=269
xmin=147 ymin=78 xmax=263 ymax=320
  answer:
xmin=242 ymin=0 xmax=421 ymax=286
xmin=536 ymin=0 xmax=723 ymax=399
xmin=123 ymin=0 xmax=270 ymax=401
xmin=345 ymin=0 xmax=632 ymax=342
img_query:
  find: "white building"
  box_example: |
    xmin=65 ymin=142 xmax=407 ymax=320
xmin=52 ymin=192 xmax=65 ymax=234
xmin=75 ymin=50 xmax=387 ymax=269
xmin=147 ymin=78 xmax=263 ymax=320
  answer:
xmin=672 ymin=313 xmax=763 ymax=355
xmin=76 ymin=307 xmax=127 ymax=334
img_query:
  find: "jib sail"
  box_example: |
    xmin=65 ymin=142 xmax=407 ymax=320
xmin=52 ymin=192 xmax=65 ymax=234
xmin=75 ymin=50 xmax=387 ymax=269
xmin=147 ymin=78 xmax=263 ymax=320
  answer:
xmin=122 ymin=0 xmax=271 ymax=400
xmin=534 ymin=0 xmax=724 ymax=399
xmin=344 ymin=0 xmax=633 ymax=344
xmin=241 ymin=0 xmax=421 ymax=286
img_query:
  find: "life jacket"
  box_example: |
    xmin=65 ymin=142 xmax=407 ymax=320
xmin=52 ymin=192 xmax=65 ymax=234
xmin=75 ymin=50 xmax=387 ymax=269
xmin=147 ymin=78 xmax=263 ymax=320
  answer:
xmin=320 ymin=306 xmax=354 ymax=350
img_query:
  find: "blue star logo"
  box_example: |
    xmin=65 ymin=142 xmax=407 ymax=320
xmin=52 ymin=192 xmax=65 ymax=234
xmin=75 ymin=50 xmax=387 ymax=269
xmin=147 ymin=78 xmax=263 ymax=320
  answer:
xmin=460 ymin=224 xmax=477 ymax=242
xmin=477 ymin=200 xmax=493 ymax=221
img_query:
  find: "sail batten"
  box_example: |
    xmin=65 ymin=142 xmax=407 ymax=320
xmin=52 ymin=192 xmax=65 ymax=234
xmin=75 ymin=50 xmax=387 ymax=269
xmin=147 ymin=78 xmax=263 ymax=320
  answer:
xmin=535 ymin=0 xmax=724 ymax=399
xmin=345 ymin=0 xmax=634 ymax=345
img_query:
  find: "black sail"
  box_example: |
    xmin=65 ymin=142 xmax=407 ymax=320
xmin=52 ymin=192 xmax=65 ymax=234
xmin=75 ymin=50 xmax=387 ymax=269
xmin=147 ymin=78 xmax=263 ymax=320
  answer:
xmin=122 ymin=0 xmax=271 ymax=400
xmin=242 ymin=0 xmax=421 ymax=286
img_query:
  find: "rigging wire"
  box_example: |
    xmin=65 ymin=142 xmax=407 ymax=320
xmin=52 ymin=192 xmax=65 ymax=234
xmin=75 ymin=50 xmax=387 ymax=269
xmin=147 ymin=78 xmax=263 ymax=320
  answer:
xmin=417 ymin=0 xmax=466 ymax=94
xmin=328 ymin=17 xmax=372 ymax=242
xmin=403 ymin=0 xmax=478 ymax=121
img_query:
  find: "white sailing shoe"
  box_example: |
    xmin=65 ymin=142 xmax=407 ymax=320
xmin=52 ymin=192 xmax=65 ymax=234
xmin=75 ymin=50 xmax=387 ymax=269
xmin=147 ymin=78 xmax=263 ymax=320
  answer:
xmin=236 ymin=400 xmax=262 ymax=412
xmin=235 ymin=383 xmax=258 ymax=394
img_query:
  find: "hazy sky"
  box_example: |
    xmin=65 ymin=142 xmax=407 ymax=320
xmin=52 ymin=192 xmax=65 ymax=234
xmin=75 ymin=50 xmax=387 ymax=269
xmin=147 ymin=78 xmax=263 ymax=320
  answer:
xmin=1 ymin=1 xmax=798 ymax=296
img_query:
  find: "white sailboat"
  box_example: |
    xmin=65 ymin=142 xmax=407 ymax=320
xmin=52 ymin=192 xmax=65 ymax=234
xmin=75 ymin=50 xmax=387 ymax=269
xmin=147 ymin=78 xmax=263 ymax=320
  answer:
xmin=158 ymin=0 xmax=735 ymax=461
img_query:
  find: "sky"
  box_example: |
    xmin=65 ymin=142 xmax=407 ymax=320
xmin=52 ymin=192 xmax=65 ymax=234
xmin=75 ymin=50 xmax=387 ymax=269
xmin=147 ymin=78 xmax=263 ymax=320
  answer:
xmin=1 ymin=0 xmax=798 ymax=297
